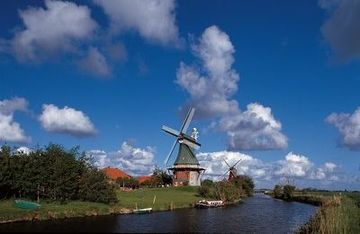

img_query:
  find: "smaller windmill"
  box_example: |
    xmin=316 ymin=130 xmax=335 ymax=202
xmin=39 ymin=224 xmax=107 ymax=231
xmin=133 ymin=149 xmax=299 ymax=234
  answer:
xmin=220 ymin=158 xmax=243 ymax=181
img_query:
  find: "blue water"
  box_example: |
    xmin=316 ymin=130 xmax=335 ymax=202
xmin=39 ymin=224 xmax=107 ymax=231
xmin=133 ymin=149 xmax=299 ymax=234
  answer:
xmin=0 ymin=194 xmax=316 ymax=233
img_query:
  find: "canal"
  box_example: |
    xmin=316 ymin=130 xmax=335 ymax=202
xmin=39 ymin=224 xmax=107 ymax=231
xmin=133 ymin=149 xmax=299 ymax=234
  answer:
xmin=0 ymin=194 xmax=316 ymax=233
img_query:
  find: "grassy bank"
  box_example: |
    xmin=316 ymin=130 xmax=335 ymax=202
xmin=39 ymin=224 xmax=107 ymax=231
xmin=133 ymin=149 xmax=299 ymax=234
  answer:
xmin=0 ymin=200 xmax=132 ymax=224
xmin=0 ymin=187 xmax=202 ymax=224
xmin=117 ymin=186 xmax=203 ymax=211
xmin=289 ymin=192 xmax=360 ymax=233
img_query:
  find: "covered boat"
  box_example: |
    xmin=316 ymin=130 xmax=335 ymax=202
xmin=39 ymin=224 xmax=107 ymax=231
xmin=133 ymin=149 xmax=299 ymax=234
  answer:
xmin=15 ymin=200 xmax=41 ymax=210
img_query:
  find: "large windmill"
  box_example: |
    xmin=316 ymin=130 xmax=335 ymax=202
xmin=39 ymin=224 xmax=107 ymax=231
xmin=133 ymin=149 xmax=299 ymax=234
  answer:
xmin=162 ymin=107 xmax=205 ymax=186
xmin=221 ymin=158 xmax=243 ymax=181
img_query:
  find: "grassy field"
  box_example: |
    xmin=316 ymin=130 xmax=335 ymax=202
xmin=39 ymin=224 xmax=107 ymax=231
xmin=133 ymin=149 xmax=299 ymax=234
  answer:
xmin=295 ymin=192 xmax=360 ymax=233
xmin=0 ymin=186 xmax=203 ymax=223
xmin=117 ymin=186 xmax=203 ymax=211
xmin=0 ymin=200 xmax=122 ymax=223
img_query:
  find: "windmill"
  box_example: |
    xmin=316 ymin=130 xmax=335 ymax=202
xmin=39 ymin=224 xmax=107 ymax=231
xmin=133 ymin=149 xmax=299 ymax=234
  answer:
xmin=220 ymin=158 xmax=243 ymax=181
xmin=162 ymin=107 xmax=201 ymax=166
xmin=162 ymin=107 xmax=205 ymax=186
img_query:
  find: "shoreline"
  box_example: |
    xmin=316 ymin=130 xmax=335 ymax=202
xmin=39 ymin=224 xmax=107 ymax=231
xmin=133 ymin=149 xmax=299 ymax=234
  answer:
xmin=0 ymin=197 xmax=244 ymax=225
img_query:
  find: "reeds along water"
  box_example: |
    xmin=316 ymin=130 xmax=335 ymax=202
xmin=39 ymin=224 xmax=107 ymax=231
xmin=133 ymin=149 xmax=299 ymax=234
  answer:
xmin=298 ymin=195 xmax=360 ymax=234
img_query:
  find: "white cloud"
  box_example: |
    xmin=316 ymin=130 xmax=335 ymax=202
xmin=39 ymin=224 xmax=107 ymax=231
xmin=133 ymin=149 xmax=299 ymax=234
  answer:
xmin=275 ymin=152 xmax=313 ymax=178
xmin=11 ymin=0 xmax=97 ymax=62
xmin=0 ymin=97 xmax=30 ymax=143
xmin=320 ymin=0 xmax=360 ymax=61
xmin=78 ymin=47 xmax=111 ymax=77
xmin=39 ymin=104 xmax=96 ymax=137
xmin=197 ymin=151 xmax=271 ymax=181
xmin=326 ymin=107 xmax=360 ymax=150
xmin=217 ymin=103 xmax=288 ymax=150
xmin=94 ymin=0 xmax=180 ymax=46
xmin=88 ymin=142 xmax=156 ymax=176
xmin=176 ymin=25 xmax=239 ymax=118
xmin=176 ymin=25 xmax=287 ymax=150
xmin=197 ymin=150 xmax=343 ymax=189
xmin=311 ymin=162 xmax=338 ymax=180
xmin=324 ymin=162 xmax=337 ymax=171
xmin=16 ymin=146 xmax=32 ymax=155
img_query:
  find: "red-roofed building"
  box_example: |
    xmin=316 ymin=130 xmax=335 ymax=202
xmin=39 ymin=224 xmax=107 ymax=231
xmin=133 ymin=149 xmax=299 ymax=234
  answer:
xmin=138 ymin=175 xmax=152 ymax=184
xmin=102 ymin=167 xmax=131 ymax=181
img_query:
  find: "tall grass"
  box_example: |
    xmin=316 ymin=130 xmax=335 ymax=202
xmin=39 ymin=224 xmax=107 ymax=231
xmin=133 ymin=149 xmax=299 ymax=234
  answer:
xmin=298 ymin=195 xmax=360 ymax=233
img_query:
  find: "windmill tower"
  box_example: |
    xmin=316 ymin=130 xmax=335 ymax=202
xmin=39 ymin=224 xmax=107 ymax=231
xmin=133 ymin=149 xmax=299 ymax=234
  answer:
xmin=162 ymin=107 xmax=205 ymax=186
xmin=221 ymin=159 xmax=243 ymax=181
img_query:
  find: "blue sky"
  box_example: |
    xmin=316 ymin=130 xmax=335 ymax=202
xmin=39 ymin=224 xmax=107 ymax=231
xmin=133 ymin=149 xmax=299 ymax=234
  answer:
xmin=0 ymin=0 xmax=359 ymax=189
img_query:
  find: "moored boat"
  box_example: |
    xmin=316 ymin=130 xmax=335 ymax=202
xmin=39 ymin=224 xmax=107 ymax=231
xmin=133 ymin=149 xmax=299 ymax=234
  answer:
xmin=195 ymin=199 xmax=224 ymax=208
xmin=133 ymin=207 xmax=153 ymax=214
xmin=14 ymin=200 xmax=41 ymax=210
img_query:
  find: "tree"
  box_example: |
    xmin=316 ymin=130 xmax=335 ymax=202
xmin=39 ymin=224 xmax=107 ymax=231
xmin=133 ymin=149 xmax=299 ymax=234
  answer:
xmin=79 ymin=169 xmax=117 ymax=204
xmin=283 ymin=185 xmax=296 ymax=200
xmin=273 ymin=184 xmax=283 ymax=198
xmin=0 ymin=143 xmax=117 ymax=204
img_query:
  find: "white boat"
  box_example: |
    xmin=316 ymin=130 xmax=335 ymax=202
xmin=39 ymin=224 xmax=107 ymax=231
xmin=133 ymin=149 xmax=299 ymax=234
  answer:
xmin=195 ymin=199 xmax=224 ymax=208
xmin=133 ymin=207 xmax=153 ymax=214
xmin=133 ymin=195 xmax=156 ymax=214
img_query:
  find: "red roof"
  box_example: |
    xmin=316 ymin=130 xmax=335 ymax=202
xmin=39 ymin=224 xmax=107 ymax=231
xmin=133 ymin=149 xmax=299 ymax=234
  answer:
xmin=138 ymin=175 xmax=152 ymax=184
xmin=103 ymin=167 xmax=131 ymax=180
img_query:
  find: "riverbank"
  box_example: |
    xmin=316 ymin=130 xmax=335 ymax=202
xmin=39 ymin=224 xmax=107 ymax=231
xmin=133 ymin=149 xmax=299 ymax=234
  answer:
xmin=273 ymin=191 xmax=360 ymax=233
xmin=0 ymin=186 xmax=202 ymax=224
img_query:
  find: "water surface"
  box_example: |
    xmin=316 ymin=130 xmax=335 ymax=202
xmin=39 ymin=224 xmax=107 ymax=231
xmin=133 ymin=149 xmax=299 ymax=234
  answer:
xmin=0 ymin=194 xmax=316 ymax=233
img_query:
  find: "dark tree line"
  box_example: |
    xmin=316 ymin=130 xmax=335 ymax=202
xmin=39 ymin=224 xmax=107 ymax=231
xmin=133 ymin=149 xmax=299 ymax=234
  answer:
xmin=0 ymin=144 xmax=117 ymax=204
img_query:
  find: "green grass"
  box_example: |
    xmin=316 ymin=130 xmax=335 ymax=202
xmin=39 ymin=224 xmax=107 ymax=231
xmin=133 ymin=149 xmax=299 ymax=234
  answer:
xmin=296 ymin=192 xmax=360 ymax=233
xmin=117 ymin=186 xmax=203 ymax=211
xmin=0 ymin=200 xmax=114 ymax=223
xmin=0 ymin=187 xmax=203 ymax=223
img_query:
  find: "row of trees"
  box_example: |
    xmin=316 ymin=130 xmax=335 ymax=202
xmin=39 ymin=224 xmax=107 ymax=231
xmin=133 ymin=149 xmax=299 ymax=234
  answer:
xmin=0 ymin=144 xmax=117 ymax=204
xmin=198 ymin=175 xmax=255 ymax=202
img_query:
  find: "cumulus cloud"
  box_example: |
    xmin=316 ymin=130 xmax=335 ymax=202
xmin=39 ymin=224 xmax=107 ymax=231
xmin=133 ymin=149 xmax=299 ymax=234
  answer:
xmin=88 ymin=142 xmax=156 ymax=176
xmin=177 ymin=25 xmax=287 ymax=150
xmin=326 ymin=107 xmax=360 ymax=150
xmin=0 ymin=97 xmax=30 ymax=143
xmin=11 ymin=0 xmax=97 ymax=62
xmin=320 ymin=0 xmax=360 ymax=61
xmin=78 ymin=47 xmax=111 ymax=77
xmin=39 ymin=104 xmax=96 ymax=137
xmin=198 ymin=150 xmax=342 ymax=188
xmin=311 ymin=162 xmax=338 ymax=180
xmin=274 ymin=152 xmax=313 ymax=178
xmin=94 ymin=0 xmax=181 ymax=46
xmin=176 ymin=25 xmax=239 ymax=118
xmin=198 ymin=150 xmax=270 ymax=181
xmin=217 ymin=103 xmax=288 ymax=150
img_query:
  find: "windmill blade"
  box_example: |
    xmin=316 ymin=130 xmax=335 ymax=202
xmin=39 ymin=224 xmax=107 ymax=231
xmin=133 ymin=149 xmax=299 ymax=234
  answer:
xmin=164 ymin=139 xmax=178 ymax=166
xmin=162 ymin=125 xmax=180 ymax=137
xmin=183 ymin=134 xmax=201 ymax=145
xmin=219 ymin=168 xmax=231 ymax=179
xmin=233 ymin=158 xmax=244 ymax=168
xmin=180 ymin=108 xmax=195 ymax=134
xmin=182 ymin=138 xmax=200 ymax=150
xmin=223 ymin=159 xmax=231 ymax=168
